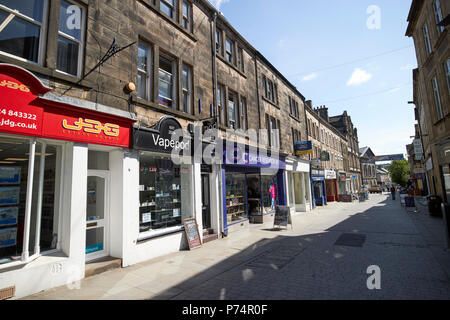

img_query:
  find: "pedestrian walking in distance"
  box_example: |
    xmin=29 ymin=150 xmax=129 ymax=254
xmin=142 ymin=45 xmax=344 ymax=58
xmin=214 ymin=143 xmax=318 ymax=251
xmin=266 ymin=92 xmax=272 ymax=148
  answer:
xmin=390 ymin=186 xmax=396 ymax=200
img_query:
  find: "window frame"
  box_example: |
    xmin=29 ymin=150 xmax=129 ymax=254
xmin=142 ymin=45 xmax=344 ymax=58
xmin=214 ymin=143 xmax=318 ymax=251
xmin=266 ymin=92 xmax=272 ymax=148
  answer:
xmin=158 ymin=52 xmax=178 ymax=109
xmin=445 ymin=59 xmax=450 ymax=94
xmin=181 ymin=63 xmax=193 ymax=114
xmin=217 ymin=84 xmax=225 ymax=126
xmin=237 ymin=47 xmax=244 ymax=73
xmin=215 ymin=27 xmax=223 ymax=56
xmin=181 ymin=0 xmax=192 ymax=32
xmin=137 ymin=40 xmax=153 ymax=101
xmin=0 ymin=0 xmax=49 ymax=66
xmin=431 ymin=76 xmax=443 ymax=120
xmin=433 ymin=0 xmax=444 ymax=36
xmin=240 ymin=96 xmax=248 ymax=131
xmin=225 ymin=37 xmax=235 ymax=65
xmin=55 ymin=0 xmax=86 ymax=78
xmin=423 ymin=24 xmax=432 ymax=56
xmin=160 ymin=0 xmax=177 ymax=20
xmin=0 ymin=134 xmax=64 ymax=270
xmin=227 ymin=89 xmax=239 ymax=129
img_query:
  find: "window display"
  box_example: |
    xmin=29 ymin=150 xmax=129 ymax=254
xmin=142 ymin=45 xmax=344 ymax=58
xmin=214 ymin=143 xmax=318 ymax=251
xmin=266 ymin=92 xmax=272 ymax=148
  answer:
xmin=139 ymin=154 xmax=192 ymax=233
xmin=261 ymin=175 xmax=278 ymax=214
xmin=225 ymin=173 xmax=247 ymax=223
xmin=0 ymin=137 xmax=59 ymax=265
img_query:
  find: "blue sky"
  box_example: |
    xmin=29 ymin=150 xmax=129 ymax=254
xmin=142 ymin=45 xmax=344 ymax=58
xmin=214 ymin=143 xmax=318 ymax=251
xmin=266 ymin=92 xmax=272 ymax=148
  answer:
xmin=210 ymin=0 xmax=417 ymax=156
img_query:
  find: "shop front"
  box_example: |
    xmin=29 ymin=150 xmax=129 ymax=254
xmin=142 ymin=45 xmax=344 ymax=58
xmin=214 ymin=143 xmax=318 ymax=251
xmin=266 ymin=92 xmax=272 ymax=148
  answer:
xmin=0 ymin=64 xmax=136 ymax=298
xmin=337 ymin=172 xmax=351 ymax=202
xmin=222 ymin=143 xmax=286 ymax=233
xmin=325 ymin=170 xmax=338 ymax=202
xmin=127 ymin=116 xmax=207 ymax=265
xmin=285 ymin=157 xmax=312 ymax=215
xmin=311 ymin=168 xmax=326 ymax=207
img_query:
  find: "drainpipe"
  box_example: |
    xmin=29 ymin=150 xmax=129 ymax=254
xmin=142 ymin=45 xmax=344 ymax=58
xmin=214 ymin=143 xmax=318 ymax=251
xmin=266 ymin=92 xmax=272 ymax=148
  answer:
xmin=211 ymin=11 xmax=218 ymax=119
xmin=254 ymin=55 xmax=262 ymax=133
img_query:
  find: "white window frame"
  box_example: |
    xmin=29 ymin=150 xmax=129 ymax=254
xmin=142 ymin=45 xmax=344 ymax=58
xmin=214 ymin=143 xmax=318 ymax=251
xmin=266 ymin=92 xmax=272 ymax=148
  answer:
xmin=0 ymin=0 xmax=49 ymax=66
xmin=215 ymin=28 xmax=222 ymax=55
xmin=160 ymin=0 xmax=176 ymax=19
xmin=158 ymin=54 xmax=177 ymax=108
xmin=137 ymin=41 xmax=152 ymax=100
xmin=225 ymin=38 xmax=234 ymax=64
xmin=217 ymin=84 xmax=225 ymax=125
xmin=240 ymin=96 xmax=247 ymax=131
xmin=433 ymin=0 xmax=444 ymax=35
xmin=0 ymin=134 xmax=65 ymax=271
xmin=182 ymin=1 xmax=191 ymax=32
xmin=182 ymin=64 xmax=192 ymax=114
xmin=432 ymin=76 xmax=443 ymax=120
xmin=55 ymin=0 xmax=85 ymax=78
xmin=423 ymin=24 xmax=432 ymax=56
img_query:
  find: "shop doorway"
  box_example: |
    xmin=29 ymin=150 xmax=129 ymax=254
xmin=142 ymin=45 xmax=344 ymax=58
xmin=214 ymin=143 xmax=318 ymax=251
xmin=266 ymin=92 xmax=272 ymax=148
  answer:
xmin=86 ymin=170 xmax=110 ymax=262
xmin=201 ymin=174 xmax=211 ymax=230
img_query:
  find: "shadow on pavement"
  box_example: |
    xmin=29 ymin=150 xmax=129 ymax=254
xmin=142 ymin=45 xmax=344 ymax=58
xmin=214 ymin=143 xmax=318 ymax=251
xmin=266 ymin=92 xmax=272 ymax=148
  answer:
xmin=147 ymin=195 xmax=450 ymax=300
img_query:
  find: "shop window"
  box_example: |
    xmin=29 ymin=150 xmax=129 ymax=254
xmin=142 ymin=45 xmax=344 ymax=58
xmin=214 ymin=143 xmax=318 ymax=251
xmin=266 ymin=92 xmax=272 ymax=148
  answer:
xmin=261 ymin=175 xmax=278 ymax=214
xmin=137 ymin=41 xmax=152 ymax=100
xmin=56 ymin=0 xmax=85 ymax=77
xmin=0 ymin=0 xmax=47 ymax=64
xmin=225 ymin=173 xmax=247 ymax=224
xmin=138 ymin=153 xmax=192 ymax=234
xmin=158 ymin=53 xmax=177 ymax=108
xmin=182 ymin=64 xmax=192 ymax=114
xmin=0 ymin=136 xmax=61 ymax=266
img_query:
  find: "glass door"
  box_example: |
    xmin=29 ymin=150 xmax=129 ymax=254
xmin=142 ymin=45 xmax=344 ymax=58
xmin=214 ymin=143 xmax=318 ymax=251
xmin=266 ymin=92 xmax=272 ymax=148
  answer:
xmin=86 ymin=171 xmax=109 ymax=261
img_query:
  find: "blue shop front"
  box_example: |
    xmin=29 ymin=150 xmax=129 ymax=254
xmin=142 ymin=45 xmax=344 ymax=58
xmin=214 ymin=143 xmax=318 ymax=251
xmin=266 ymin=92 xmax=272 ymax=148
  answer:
xmin=222 ymin=143 xmax=286 ymax=234
xmin=311 ymin=168 xmax=327 ymax=207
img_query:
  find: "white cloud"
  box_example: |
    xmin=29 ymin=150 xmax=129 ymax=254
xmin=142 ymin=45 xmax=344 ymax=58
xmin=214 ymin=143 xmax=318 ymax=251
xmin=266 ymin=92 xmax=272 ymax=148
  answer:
xmin=346 ymin=68 xmax=372 ymax=86
xmin=302 ymin=73 xmax=318 ymax=82
xmin=209 ymin=0 xmax=230 ymax=10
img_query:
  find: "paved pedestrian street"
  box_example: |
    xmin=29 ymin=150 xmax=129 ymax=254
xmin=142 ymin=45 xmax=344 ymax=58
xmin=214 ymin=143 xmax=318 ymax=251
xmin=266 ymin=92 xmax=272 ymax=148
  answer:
xmin=24 ymin=193 xmax=450 ymax=300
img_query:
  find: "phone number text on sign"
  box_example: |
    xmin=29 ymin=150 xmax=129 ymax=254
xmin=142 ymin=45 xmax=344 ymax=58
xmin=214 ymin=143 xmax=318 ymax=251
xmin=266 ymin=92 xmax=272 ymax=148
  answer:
xmin=1 ymin=108 xmax=37 ymax=121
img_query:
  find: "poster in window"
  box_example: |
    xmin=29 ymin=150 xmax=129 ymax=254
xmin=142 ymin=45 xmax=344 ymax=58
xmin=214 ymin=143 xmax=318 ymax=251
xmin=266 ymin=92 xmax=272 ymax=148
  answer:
xmin=0 ymin=227 xmax=17 ymax=248
xmin=0 ymin=167 xmax=21 ymax=185
xmin=0 ymin=206 xmax=18 ymax=227
xmin=0 ymin=187 xmax=20 ymax=206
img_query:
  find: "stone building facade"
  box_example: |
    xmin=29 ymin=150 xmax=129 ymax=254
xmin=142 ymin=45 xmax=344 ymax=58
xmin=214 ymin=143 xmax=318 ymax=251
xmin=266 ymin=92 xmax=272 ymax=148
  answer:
xmin=406 ymin=0 xmax=449 ymax=204
xmin=329 ymin=111 xmax=362 ymax=193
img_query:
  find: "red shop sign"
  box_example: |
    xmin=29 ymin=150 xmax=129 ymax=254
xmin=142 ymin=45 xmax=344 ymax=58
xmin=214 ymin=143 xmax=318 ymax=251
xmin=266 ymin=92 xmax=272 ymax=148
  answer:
xmin=0 ymin=64 xmax=133 ymax=148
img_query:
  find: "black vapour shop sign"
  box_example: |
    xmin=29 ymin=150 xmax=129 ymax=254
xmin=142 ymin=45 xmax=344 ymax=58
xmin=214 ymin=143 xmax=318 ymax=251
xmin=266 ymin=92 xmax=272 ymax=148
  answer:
xmin=132 ymin=116 xmax=192 ymax=154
